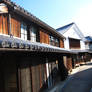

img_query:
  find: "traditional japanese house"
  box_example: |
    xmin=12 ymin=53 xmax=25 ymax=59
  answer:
xmin=85 ymin=36 xmax=92 ymax=61
xmin=0 ymin=0 xmax=72 ymax=92
xmin=57 ymin=22 xmax=90 ymax=70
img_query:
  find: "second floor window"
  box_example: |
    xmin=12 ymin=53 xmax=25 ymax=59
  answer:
xmin=30 ymin=26 xmax=37 ymax=42
xmin=49 ymin=36 xmax=59 ymax=47
xmin=55 ymin=38 xmax=59 ymax=47
xmin=69 ymin=38 xmax=80 ymax=49
xmin=21 ymin=23 xmax=27 ymax=40
xmin=50 ymin=36 xmax=54 ymax=46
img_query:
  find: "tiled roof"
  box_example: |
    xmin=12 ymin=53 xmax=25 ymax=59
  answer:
xmin=70 ymin=49 xmax=89 ymax=53
xmin=0 ymin=0 xmax=65 ymax=39
xmin=56 ymin=22 xmax=85 ymax=41
xmin=85 ymin=36 xmax=92 ymax=42
xmin=0 ymin=34 xmax=90 ymax=54
xmin=56 ymin=22 xmax=74 ymax=34
xmin=0 ymin=34 xmax=69 ymax=53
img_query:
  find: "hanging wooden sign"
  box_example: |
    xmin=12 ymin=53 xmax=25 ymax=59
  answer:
xmin=0 ymin=3 xmax=8 ymax=14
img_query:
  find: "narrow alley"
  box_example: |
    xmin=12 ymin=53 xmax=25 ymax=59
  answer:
xmin=47 ymin=62 xmax=92 ymax=92
xmin=60 ymin=62 xmax=92 ymax=92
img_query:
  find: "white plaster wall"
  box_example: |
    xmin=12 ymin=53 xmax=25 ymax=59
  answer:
xmin=64 ymin=38 xmax=70 ymax=50
xmin=85 ymin=44 xmax=89 ymax=50
xmin=60 ymin=27 xmax=86 ymax=50
xmin=80 ymin=41 xmax=85 ymax=50
xmin=63 ymin=27 xmax=80 ymax=39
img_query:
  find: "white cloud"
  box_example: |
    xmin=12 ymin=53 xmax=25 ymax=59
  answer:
xmin=73 ymin=4 xmax=92 ymax=36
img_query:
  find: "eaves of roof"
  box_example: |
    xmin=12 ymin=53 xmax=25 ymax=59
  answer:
xmin=56 ymin=22 xmax=74 ymax=33
xmin=0 ymin=0 xmax=65 ymax=39
xmin=56 ymin=22 xmax=85 ymax=41
xmin=70 ymin=49 xmax=89 ymax=54
xmin=0 ymin=34 xmax=69 ymax=54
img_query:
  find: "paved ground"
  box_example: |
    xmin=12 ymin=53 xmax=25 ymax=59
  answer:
xmin=46 ymin=62 xmax=92 ymax=92
xmin=60 ymin=62 xmax=92 ymax=92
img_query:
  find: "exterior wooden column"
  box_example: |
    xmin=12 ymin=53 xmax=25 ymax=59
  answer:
xmin=71 ymin=55 xmax=76 ymax=69
xmin=58 ymin=56 xmax=68 ymax=81
xmin=66 ymin=55 xmax=72 ymax=73
xmin=63 ymin=56 xmax=67 ymax=68
xmin=8 ymin=13 xmax=11 ymax=35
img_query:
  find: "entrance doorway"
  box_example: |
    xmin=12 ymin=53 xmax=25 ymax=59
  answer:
xmin=0 ymin=56 xmax=18 ymax=92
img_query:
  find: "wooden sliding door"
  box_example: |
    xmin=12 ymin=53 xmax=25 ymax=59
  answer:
xmin=0 ymin=57 xmax=18 ymax=92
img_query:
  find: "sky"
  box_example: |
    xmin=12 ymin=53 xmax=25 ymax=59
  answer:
xmin=12 ymin=0 xmax=92 ymax=36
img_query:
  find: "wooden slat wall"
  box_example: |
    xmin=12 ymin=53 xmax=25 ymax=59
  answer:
xmin=0 ymin=15 xmax=8 ymax=34
xmin=30 ymin=63 xmax=47 ymax=92
xmin=31 ymin=65 xmax=40 ymax=92
xmin=0 ymin=15 xmax=3 ymax=33
xmin=3 ymin=58 xmax=17 ymax=92
xmin=18 ymin=67 xmax=32 ymax=92
xmin=60 ymin=39 xmax=64 ymax=48
xmin=39 ymin=64 xmax=47 ymax=88
xmin=40 ymin=29 xmax=49 ymax=44
xmin=11 ymin=17 xmax=21 ymax=37
xmin=63 ymin=56 xmax=67 ymax=69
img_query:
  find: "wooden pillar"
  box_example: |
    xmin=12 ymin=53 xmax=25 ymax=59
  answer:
xmin=58 ymin=56 xmax=68 ymax=81
xmin=63 ymin=56 xmax=67 ymax=68
xmin=72 ymin=55 xmax=76 ymax=69
xmin=8 ymin=13 xmax=11 ymax=35
xmin=66 ymin=55 xmax=72 ymax=73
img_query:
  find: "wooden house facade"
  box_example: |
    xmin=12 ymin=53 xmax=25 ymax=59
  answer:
xmin=0 ymin=0 xmax=71 ymax=92
xmin=57 ymin=23 xmax=91 ymax=71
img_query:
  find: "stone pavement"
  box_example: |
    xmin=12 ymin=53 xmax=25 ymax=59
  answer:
xmin=45 ymin=62 xmax=92 ymax=92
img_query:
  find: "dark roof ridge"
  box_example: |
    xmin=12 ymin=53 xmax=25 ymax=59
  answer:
xmin=56 ymin=22 xmax=74 ymax=31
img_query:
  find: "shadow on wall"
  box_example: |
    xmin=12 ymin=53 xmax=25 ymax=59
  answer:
xmin=58 ymin=60 xmax=68 ymax=81
xmin=39 ymin=61 xmax=68 ymax=92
